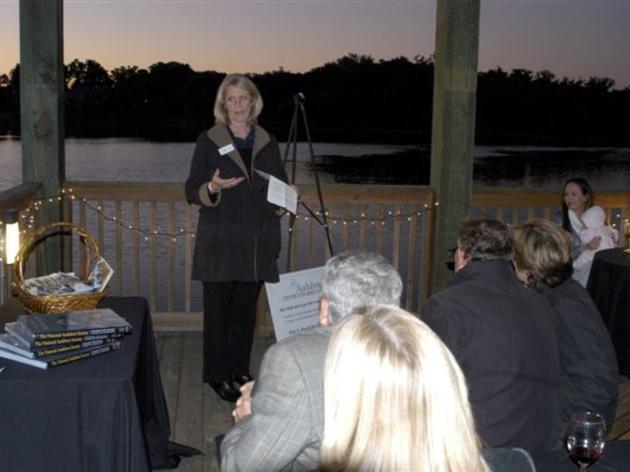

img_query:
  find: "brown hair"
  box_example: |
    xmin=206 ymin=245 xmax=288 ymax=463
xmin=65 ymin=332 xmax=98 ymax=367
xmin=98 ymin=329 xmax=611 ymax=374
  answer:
xmin=561 ymin=178 xmax=594 ymax=232
xmin=458 ymin=219 xmax=513 ymax=261
xmin=513 ymin=219 xmax=573 ymax=291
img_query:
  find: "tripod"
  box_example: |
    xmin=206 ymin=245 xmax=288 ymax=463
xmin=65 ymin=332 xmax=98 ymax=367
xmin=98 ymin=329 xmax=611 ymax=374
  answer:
xmin=283 ymin=93 xmax=334 ymax=270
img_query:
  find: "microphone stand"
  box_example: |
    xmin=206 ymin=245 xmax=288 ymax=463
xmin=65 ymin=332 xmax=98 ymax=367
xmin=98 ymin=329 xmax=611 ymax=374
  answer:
xmin=283 ymin=93 xmax=334 ymax=271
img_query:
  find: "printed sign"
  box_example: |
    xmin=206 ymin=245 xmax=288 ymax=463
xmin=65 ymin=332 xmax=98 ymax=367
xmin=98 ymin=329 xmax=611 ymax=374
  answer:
xmin=265 ymin=266 xmax=324 ymax=341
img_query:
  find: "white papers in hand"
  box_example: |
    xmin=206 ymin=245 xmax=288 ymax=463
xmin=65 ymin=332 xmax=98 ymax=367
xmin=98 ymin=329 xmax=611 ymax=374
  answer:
xmin=267 ymin=176 xmax=297 ymax=214
xmin=254 ymin=169 xmax=298 ymax=214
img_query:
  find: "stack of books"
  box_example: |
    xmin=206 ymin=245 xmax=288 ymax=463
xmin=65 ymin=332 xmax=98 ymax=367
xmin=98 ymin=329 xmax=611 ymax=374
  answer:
xmin=0 ymin=308 xmax=132 ymax=369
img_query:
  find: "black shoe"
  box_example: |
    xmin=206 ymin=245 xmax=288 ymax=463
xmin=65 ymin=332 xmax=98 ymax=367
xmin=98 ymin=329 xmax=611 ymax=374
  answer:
xmin=210 ymin=381 xmax=241 ymax=402
xmin=231 ymin=373 xmax=254 ymax=387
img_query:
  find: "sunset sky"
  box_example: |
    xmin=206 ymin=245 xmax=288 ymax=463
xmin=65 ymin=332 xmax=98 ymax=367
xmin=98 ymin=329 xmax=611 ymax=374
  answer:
xmin=1 ymin=0 xmax=629 ymax=88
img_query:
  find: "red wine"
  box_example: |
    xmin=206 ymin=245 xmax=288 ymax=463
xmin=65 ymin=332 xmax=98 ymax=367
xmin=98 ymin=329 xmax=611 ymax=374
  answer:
xmin=568 ymin=446 xmax=602 ymax=466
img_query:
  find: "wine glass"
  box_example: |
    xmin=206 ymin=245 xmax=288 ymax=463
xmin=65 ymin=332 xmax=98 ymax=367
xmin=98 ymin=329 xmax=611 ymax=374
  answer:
xmin=566 ymin=411 xmax=606 ymax=471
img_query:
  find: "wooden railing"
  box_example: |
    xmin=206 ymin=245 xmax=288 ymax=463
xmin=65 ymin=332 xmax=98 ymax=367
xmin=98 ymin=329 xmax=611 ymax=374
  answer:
xmin=60 ymin=182 xmax=436 ymax=321
xmin=2 ymin=182 xmax=629 ymax=331
xmin=61 ymin=182 xmax=195 ymax=313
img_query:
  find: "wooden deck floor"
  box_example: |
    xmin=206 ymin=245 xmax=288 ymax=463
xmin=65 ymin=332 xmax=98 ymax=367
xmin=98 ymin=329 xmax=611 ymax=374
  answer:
xmin=155 ymin=332 xmax=274 ymax=472
xmin=155 ymin=332 xmax=630 ymax=471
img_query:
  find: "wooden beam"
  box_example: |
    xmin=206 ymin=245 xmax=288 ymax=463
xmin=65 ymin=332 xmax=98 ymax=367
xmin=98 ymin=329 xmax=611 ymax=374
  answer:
xmin=20 ymin=0 xmax=65 ymax=273
xmin=429 ymin=0 xmax=481 ymax=294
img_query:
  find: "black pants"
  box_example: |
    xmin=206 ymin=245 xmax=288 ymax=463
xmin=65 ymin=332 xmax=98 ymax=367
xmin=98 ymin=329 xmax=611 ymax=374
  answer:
xmin=202 ymin=281 xmax=261 ymax=383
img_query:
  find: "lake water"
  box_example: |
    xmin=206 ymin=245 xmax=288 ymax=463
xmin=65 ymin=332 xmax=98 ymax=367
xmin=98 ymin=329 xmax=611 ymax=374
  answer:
xmin=1 ymin=136 xmax=630 ymax=192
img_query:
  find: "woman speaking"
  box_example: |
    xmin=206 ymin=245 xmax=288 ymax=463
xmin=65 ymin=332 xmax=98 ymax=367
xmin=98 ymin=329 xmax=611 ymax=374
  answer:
xmin=185 ymin=74 xmax=287 ymax=402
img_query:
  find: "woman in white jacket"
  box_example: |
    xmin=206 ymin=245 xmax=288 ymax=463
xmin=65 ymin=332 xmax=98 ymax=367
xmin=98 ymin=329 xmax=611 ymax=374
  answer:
xmin=572 ymin=205 xmax=618 ymax=286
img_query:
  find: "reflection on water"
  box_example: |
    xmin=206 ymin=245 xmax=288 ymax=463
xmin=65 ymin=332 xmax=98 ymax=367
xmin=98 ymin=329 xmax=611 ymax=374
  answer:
xmin=313 ymin=148 xmax=430 ymax=185
xmin=312 ymin=146 xmax=630 ymax=190
xmin=473 ymin=147 xmax=630 ymax=190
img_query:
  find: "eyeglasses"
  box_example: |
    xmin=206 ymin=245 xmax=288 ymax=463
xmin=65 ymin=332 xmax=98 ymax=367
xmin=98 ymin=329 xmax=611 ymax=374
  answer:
xmin=225 ymin=96 xmax=252 ymax=107
xmin=446 ymin=246 xmax=458 ymax=258
xmin=446 ymin=246 xmax=458 ymax=271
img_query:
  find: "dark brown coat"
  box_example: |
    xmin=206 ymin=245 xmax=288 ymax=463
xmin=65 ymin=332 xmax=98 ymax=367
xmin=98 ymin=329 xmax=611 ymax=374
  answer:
xmin=185 ymin=123 xmax=288 ymax=282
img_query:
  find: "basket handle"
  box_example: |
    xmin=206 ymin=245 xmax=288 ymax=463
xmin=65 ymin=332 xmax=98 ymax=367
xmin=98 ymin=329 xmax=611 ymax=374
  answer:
xmin=13 ymin=222 xmax=101 ymax=287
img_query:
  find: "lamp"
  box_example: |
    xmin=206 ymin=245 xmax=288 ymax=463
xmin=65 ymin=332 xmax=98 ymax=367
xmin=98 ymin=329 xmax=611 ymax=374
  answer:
xmin=3 ymin=209 xmax=20 ymax=265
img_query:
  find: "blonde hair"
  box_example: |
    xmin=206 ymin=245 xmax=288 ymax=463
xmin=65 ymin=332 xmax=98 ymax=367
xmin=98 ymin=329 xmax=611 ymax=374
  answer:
xmin=513 ymin=219 xmax=573 ymax=291
xmin=321 ymin=306 xmax=488 ymax=472
xmin=213 ymin=73 xmax=263 ymax=126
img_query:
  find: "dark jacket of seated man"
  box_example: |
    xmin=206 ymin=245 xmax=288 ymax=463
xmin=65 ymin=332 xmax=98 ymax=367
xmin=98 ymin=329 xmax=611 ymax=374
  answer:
xmin=544 ymin=278 xmax=619 ymax=432
xmin=422 ymin=219 xmax=563 ymax=458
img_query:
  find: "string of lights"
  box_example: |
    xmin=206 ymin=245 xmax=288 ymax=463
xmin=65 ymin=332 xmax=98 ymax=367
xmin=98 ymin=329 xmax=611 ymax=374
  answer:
xmin=0 ymin=188 xmax=439 ymax=242
xmin=2 ymin=189 xmax=629 ymax=258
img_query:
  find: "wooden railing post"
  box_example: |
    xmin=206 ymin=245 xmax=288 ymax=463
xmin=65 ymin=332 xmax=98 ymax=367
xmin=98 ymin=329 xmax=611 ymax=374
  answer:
xmin=429 ymin=0 xmax=481 ymax=294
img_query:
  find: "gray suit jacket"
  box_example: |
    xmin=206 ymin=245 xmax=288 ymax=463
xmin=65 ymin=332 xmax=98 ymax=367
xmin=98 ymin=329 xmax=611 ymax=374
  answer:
xmin=221 ymin=326 xmax=332 ymax=471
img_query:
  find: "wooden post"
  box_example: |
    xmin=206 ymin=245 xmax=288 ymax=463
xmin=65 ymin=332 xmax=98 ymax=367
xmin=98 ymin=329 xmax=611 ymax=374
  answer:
xmin=20 ymin=0 xmax=65 ymax=274
xmin=429 ymin=0 xmax=480 ymax=294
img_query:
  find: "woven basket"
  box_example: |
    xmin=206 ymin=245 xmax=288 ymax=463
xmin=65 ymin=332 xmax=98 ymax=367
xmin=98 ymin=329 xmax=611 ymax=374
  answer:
xmin=12 ymin=222 xmax=107 ymax=313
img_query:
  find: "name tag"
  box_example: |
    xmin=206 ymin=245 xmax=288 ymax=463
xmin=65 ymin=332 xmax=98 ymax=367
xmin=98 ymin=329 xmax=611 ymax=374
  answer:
xmin=219 ymin=144 xmax=235 ymax=156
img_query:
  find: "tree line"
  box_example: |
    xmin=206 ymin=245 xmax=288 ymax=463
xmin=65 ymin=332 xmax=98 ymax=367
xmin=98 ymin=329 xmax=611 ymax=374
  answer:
xmin=0 ymin=54 xmax=628 ymax=145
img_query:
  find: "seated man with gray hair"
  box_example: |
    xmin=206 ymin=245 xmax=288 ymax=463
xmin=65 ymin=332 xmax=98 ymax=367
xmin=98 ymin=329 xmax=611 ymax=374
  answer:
xmin=220 ymin=251 xmax=402 ymax=471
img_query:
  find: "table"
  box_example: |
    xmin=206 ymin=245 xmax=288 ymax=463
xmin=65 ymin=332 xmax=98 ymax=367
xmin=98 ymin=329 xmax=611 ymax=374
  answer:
xmin=0 ymin=297 xmax=174 ymax=472
xmin=587 ymin=248 xmax=630 ymax=376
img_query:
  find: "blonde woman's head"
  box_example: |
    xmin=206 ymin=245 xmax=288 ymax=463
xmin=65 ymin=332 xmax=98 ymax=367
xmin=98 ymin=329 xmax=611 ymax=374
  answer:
xmin=213 ymin=73 xmax=263 ymax=126
xmin=513 ymin=219 xmax=573 ymax=291
xmin=321 ymin=305 xmax=487 ymax=472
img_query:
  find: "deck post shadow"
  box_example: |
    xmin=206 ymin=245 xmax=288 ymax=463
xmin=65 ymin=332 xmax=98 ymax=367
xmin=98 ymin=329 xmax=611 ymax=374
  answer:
xmin=19 ymin=0 xmax=65 ymax=273
xmin=429 ymin=0 xmax=480 ymax=293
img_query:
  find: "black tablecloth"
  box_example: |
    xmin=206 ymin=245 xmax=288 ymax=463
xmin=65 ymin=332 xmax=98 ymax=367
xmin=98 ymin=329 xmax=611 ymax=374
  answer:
xmin=588 ymin=248 xmax=630 ymax=376
xmin=0 ymin=297 xmax=172 ymax=472
xmin=534 ymin=440 xmax=630 ymax=471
